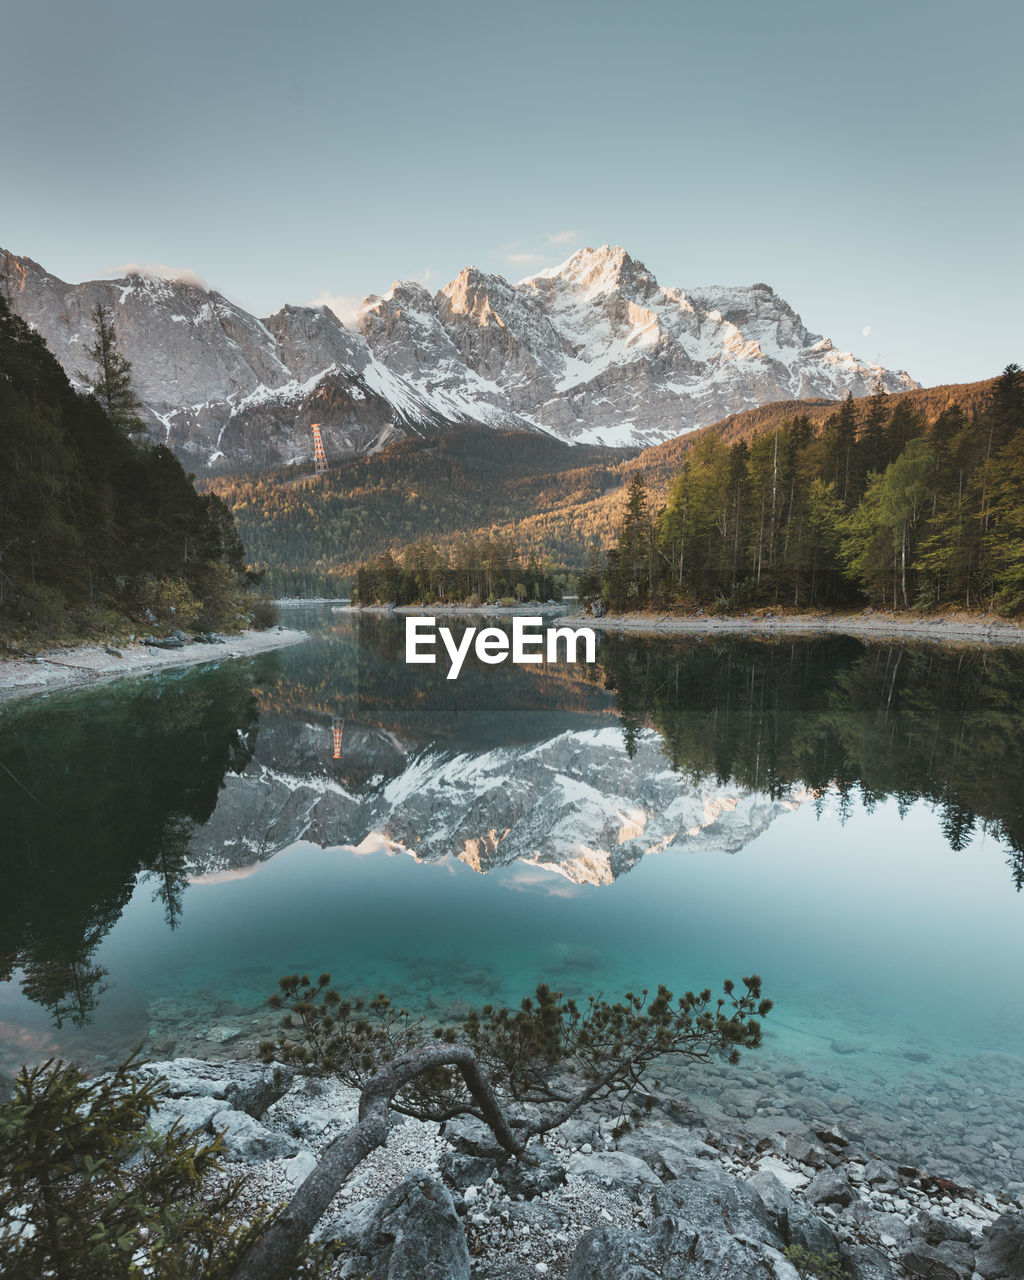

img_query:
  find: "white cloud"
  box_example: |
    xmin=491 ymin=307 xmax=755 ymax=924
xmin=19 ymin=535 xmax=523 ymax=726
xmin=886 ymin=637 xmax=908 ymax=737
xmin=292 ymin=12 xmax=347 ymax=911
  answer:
xmin=312 ymin=266 xmax=433 ymax=326
xmin=108 ymin=262 xmax=207 ymax=289
xmin=504 ymin=250 xmax=552 ymax=268
xmin=862 ymin=325 xmax=872 ymax=337
xmin=496 ymin=231 xmax=581 ymax=274
xmin=311 ymin=291 xmax=366 ymax=327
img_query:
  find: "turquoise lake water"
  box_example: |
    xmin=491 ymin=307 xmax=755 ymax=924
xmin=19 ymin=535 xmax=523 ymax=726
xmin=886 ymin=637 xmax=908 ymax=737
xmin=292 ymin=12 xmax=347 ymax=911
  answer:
xmin=2 ymin=609 xmax=1023 ymax=1188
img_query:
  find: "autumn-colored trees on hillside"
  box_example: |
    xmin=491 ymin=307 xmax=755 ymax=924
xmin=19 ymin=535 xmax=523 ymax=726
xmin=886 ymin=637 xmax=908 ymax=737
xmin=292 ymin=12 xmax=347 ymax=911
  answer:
xmin=603 ymin=366 xmax=1024 ymax=613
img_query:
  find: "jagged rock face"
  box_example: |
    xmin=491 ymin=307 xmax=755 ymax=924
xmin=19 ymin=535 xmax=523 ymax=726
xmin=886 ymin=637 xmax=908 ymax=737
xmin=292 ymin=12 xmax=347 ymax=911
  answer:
xmin=358 ymin=281 xmax=510 ymax=426
xmin=435 ymin=267 xmax=566 ymax=409
xmin=0 ymin=250 xmax=446 ymax=470
xmin=185 ymin=723 xmax=805 ymax=886
xmin=1 ymin=244 xmax=917 ymax=470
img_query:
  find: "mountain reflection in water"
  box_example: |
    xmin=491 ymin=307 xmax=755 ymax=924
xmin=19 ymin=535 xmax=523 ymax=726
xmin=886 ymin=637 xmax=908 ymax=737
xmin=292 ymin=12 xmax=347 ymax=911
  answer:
xmin=1 ymin=611 xmax=1023 ymax=1040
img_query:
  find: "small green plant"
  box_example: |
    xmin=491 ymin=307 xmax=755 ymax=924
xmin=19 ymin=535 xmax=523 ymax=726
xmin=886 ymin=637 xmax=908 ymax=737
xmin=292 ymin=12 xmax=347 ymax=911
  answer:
xmin=14 ymin=583 xmax=69 ymax=634
xmin=156 ymin=577 xmax=203 ymax=629
xmin=0 ymin=1055 xmax=331 ymax=1280
xmin=783 ymin=1244 xmax=849 ymax=1280
xmin=250 ymin=598 xmax=281 ymax=630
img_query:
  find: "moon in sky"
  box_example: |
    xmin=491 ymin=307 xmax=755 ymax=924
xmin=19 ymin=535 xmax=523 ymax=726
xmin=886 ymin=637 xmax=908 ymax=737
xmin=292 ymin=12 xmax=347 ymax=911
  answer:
xmin=862 ymin=326 xmax=872 ymax=337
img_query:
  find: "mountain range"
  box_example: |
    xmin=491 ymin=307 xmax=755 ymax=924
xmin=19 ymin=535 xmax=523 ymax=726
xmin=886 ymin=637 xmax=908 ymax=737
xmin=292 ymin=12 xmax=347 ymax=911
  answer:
xmin=1 ymin=244 xmax=916 ymax=472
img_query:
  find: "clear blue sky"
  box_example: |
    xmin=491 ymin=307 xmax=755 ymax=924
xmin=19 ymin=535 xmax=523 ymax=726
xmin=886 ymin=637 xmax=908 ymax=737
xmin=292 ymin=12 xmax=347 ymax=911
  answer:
xmin=4 ymin=0 xmax=1021 ymax=386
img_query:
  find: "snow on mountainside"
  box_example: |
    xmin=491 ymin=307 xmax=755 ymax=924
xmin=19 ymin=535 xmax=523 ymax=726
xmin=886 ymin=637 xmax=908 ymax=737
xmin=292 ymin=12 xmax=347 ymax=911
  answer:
xmin=184 ymin=721 xmax=806 ymax=885
xmin=1 ymin=245 xmax=917 ymax=471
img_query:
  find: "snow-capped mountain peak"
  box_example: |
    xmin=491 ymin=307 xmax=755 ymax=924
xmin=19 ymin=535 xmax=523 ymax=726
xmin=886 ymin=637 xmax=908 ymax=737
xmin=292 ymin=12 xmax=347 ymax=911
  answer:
xmin=2 ymin=244 xmax=918 ymax=470
xmin=526 ymin=243 xmax=655 ymax=298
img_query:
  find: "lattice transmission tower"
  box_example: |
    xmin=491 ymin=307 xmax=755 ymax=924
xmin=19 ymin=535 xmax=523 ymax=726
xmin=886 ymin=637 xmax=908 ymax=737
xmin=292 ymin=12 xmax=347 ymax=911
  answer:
xmin=331 ymin=716 xmax=343 ymax=760
xmin=311 ymin=423 xmax=327 ymax=474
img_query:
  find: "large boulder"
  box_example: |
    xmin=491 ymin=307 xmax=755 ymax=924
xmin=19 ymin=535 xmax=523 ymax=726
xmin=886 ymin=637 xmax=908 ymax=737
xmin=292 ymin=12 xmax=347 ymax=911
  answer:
xmin=149 ymin=1094 xmax=226 ymax=1136
xmin=842 ymin=1243 xmax=900 ymax=1280
xmin=614 ymin=1120 xmax=718 ymax=1177
xmin=976 ymin=1211 xmax=1024 ymax=1279
xmin=442 ymin=1114 xmax=506 ymax=1159
xmin=497 ymin=1146 xmax=567 ymax=1198
xmin=357 ymin=1171 xmax=470 ymax=1280
xmin=900 ymin=1238 xmax=974 ymax=1280
xmin=261 ymin=1073 xmax=361 ymax=1141
xmin=567 ymin=1150 xmax=663 ymax=1198
xmin=566 ymin=1217 xmax=801 ymax=1280
xmin=138 ymin=1057 xmax=291 ymax=1118
xmin=803 ymin=1166 xmax=856 ymax=1208
xmin=652 ymin=1162 xmax=782 ymax=1247
xmin=210 ymin=1107 xmax=303 ymax=1163
xmin=746 ymin=1169 xmax=840 ymax=1257
xmin=438 ymin=1149 xmax=496 ymax=1191
xmin=911 ymin=1210 xmax=974 ymax=1247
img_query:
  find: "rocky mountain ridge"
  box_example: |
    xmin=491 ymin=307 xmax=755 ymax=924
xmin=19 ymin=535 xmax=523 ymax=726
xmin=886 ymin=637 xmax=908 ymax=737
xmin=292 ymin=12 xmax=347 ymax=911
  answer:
xmin=2 ymin=245 xmax=916 ymax=472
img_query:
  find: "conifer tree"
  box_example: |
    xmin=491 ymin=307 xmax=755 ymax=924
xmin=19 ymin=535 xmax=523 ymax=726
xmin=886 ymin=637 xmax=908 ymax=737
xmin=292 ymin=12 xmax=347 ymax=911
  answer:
xmin=830 ymin=393 xmax=858 ymax=502
xmin=86 ymin=303 xmax=144 ymax=437
xmin=611 ymin=473 xmax=654 ymax=605
xmin=857 ymin=384 xmax=890 ymax=486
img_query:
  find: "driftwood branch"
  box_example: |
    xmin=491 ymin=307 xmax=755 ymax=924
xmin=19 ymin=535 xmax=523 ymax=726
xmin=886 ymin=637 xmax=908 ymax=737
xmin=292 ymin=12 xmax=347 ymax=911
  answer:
xmin=230 ymin=1042 xmax=525 ymax=1280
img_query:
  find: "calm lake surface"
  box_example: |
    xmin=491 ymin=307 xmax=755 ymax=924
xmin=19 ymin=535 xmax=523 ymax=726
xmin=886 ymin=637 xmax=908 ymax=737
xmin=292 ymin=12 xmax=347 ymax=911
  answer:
xmin=2 ymin=608 xmax=1023 ymax=1191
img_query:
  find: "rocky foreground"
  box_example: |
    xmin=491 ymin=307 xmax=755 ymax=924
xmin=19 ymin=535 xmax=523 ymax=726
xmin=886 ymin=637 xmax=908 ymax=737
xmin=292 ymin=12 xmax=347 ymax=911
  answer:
xmin=139 ymin=1057 xmax=1023 ymax=1280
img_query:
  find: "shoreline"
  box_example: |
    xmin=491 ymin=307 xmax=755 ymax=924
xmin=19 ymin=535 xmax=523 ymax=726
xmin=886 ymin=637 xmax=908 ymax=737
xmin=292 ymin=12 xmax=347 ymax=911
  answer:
xmin=580 ymin=608 xmax=1024 ymax=646
xmin=274 ymin=596 xmax=349 ymax=606
xmin=0 ymin=627 xmax=308 ymax=705
xmin=353 ymin=601 xmax=567 ymax=617
xmin=347 ymin=602 xmax=1024 ymax=647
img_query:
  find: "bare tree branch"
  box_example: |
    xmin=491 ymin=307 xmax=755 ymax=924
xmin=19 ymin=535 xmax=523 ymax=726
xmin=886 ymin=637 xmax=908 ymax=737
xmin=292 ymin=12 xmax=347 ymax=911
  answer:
xmin=230 ymin=1042 xmax=524 ymax=1280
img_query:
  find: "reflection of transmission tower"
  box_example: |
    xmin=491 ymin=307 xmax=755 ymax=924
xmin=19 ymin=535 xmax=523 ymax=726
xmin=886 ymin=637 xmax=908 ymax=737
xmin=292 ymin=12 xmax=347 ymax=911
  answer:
xmin=311 ymin=423 xmax=327 ymax=474
xmin=331 ymin=716 xmax=343 ymax=759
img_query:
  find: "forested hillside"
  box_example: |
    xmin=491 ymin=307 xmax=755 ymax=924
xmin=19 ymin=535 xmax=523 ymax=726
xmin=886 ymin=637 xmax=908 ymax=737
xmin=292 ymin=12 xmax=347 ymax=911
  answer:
xmin=209 ymin=379 xmax=997 ymax=594
xmin=208 ymin=428 xmax=633 ymax=595
xmin=0 ymin=294 xmax=252 ymax=647
xmin=600 ymin=365 xmax=1024 ymax=613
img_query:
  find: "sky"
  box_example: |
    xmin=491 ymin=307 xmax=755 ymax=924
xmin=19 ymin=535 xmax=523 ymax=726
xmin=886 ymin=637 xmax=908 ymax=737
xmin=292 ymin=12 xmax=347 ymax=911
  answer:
xmin=3 ymin=0 xmax=1021 ymax=387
